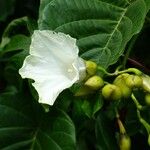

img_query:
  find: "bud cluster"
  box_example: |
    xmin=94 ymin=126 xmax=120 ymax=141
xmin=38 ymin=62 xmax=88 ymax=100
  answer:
xmin=75 ymin=60 xmax=150 ymax=105
xmin=101 ymin=72 xmax=146 ymax=101
xmin=74 ymin=60 xmax=150 ymax=148
xmin=75 ymin=60 xmax=103 ymax=96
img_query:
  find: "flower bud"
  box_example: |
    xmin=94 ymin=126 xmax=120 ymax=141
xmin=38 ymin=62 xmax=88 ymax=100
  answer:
xmin=142 ymin=74 xmax=150 ymax=93
xmin=102 ymin=84 xmax=122 ymax=100
xmin=113 ymin=74 xmax=132 ymax=98
xmin=148 ymin=134 xmax=150 ymax=146
xmin=115 ymin=73 xmax=130 ymax=81
xmin=119 ymin=134 xmax=131 ymax=150
xmin=74 ymin=86 xmax=93 ymax=96
xmin=85 ymin=75 xmax=104 ymax=90
xmin=145 ymin=94 xmax=150 ymax=106
xmin=125 ymin=75 xmax=143 ymax=88
xmin=85 ymin=60 xmax=97 ymax=76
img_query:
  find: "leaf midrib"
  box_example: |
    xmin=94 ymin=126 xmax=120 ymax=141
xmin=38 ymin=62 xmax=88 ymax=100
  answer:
xmin=99 ymin=8 xmax=127 ymax=65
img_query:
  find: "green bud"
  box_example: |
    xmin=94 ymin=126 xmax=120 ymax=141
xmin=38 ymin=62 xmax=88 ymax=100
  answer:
xmin=145 ymin=94 xmax=150 ymax=106
xmin=85 ymin=60 xmax=97 ymax=76
xmin=148 ymin=134 xmax=150 ymax=146
xmin=74 ymin=86 xmax=93 ymax=96
xmin=125 ymin=75 xmax=143 ymax=88
xmin=85 ymin=75 xmax=104 ymax=90
xmin=119 ymin=134 xmax=131 ymax=150
xmin=113 ymin=75 xmax=132 ymax=98
xmin=102 ymin=84 xmax=122 ymax=100
xmin=142 ymin=74 xmax=150 ymax=93
xmin=114 ymin=73 xmax=130 ymax=82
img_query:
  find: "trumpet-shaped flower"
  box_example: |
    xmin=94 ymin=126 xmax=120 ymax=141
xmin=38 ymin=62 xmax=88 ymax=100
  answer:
xmin=19 ymin=30 xmax=86 ymax=105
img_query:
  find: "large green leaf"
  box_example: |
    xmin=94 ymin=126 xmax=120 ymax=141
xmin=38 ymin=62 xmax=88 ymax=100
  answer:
xmin=38 ymin=0 xmax=149 ymax=68
xmin=0 ymin=91 xmax=76 ymax=149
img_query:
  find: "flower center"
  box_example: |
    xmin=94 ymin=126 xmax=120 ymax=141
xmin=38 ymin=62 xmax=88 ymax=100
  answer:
xmin=66 ymin=65 xmax=76 ymax=80
xmin=67 ymin=68 xmax=73 ymax=73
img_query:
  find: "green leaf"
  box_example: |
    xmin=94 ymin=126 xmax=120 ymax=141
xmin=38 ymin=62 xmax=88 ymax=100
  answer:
xmin=4 ymin=50 xmax=29 ymax=88
xmin=95 ymin=112 xmax=118 ymax=150
xmin=1 ymin=17 xmax=29 ymax=38
xmin=2 ymin=34 xmax=30 ymax=54
xmin=82 ymin=94 xmax=104 ymax=118
xmin=0 ymin=91 xmax=76 ymax=149
xmin=38 ymin=0 xmax=149 ymax=68
xmin=1 ymin=35 xmax=30 ymax=88
xmin=0 ymin=17 xmax=30 ymax=50
xmin=0 ymin=0 xmax=15 ymax=22
xmin=38 ymin=0 xmax=53 ymax=26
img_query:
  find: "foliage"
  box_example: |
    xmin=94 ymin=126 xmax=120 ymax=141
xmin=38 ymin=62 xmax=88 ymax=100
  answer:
xmin=0 ymin=0 xmax=150 ymax=149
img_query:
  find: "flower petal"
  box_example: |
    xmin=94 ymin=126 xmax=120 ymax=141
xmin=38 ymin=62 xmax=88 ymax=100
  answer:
xmin=19 ymin=54 xmax=80 ymax=80
xmin=19 ymin=55 xmax=79 ymax=105
xmin=73 ymin=58 xmax=86 ymax=82
xmin=30 ymin=30 xmax=79 ymax=64
xmin=32 ymin=76 xmax=74 ymax=105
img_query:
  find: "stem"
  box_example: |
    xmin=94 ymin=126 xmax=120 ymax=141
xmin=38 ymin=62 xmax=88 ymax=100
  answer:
xmin=117 ymin=119 xmax=126 ymax=134
xmin=115 ymin=108 xmax=119 ymax=119
xmin=97 ymin=66 xmax=112 ymax=76
xmin=97 ymin=66 xmax=142 ymax=76
xmin=115 ymin=109 xmax=126 ymax=134
xmin=131 ymin=93 xmax=143 ymax=110
xmin=137 ymin=110 xmax=150 ymax=134
xmin=132 ymin=94 xmax=150 ymax=134
xmin=123 ymin=34 xmax=139 ymax=69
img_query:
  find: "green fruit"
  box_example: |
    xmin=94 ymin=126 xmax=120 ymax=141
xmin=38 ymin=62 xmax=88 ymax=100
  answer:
xmin=85 ymin=75 xmax=104 ymax=90
xmin=102 ymin=84 xmax=122 ymax=100
xmin=145 ymin=94 xmax=150 ymax=106
xmin=113 ymin=75 xmax=132 ymax=99
xmin=125 ymin=75 xmax=143 ymax=88
xmin=85 ymin=60 xmax=97 ymax=76
xmin=119 ymin=134 xmax=131 ymax=150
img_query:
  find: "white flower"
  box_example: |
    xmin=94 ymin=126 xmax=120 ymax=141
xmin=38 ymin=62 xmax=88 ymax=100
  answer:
xmin=19 ymin=30 xmax=86 ymax=105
